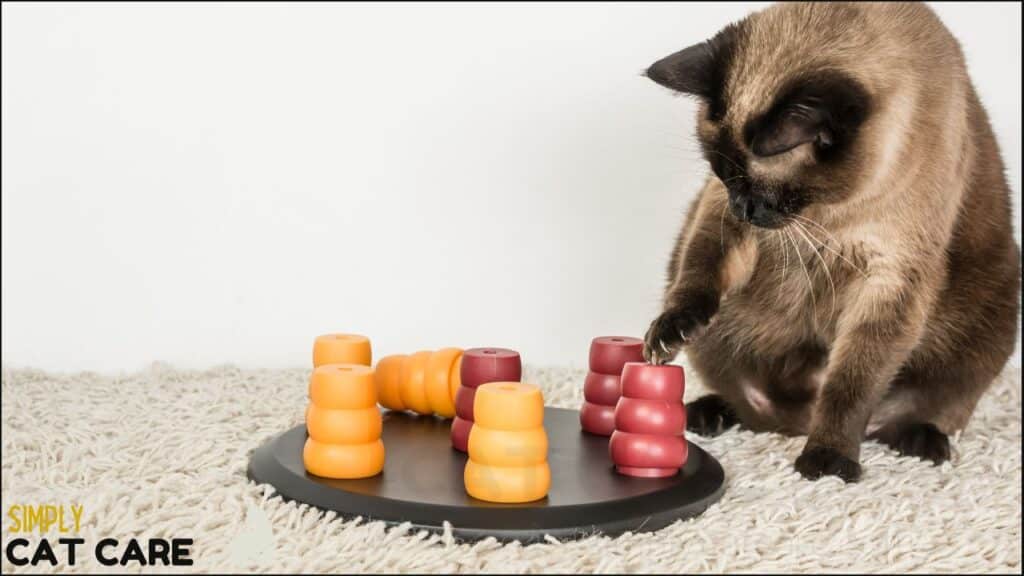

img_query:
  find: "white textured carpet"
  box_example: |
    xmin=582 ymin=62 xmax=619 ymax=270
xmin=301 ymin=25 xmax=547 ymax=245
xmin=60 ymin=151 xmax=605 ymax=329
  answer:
xmin=1 ymin=362 xmax=1020 ymax=573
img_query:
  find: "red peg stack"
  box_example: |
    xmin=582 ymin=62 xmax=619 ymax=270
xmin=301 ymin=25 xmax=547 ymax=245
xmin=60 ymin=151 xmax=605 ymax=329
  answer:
xmin=451 ymin=347 xmax=522 ymax=452
xmin=579 ymin=336 xmax=644 ymax=436
xmin=609 ymin=362 xmax=688 ymax=477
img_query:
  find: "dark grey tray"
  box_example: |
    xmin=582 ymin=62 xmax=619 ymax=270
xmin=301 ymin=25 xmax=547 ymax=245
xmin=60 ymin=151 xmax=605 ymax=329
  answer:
xmin=247 ymin=407 xmax=725 ymax=542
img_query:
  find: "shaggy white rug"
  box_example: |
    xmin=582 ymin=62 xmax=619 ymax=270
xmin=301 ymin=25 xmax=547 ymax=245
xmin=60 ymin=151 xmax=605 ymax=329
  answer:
xmin=1 ymin=362 xmax=1020 ymax=574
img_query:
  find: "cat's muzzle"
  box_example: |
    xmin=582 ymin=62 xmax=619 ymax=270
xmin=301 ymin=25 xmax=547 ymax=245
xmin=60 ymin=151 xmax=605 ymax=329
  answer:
xmin=728 ymin=189 xmax=787 ymax=229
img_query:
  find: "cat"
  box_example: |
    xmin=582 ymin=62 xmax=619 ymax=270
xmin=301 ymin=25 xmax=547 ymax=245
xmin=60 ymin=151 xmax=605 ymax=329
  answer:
xmin=642 ymin=2 xmax=1020 ymax=482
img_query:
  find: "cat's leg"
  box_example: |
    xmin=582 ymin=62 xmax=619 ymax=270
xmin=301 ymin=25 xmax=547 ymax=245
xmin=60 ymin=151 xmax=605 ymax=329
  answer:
xmin=795 ymin=270 xmax=932 ymax=483
xmin=868 ymin=353 xmax=1007 ymax=465
xmin=867 ymin=262 xmax=1018 ymax=465
xmin=643 ymin=185 xmax=754 ymax=365
xmin=682 ymin=327 xmax=753 ymax=437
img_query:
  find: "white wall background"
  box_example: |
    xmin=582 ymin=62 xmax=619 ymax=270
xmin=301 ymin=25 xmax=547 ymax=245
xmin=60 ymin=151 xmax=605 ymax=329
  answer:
xmin=2 ymin=2 xmax=1020 ymax=372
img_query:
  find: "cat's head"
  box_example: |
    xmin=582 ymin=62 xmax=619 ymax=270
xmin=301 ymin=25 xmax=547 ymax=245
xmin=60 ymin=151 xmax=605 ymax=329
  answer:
xmin=647 ymin=5 xmax=874 ymax=229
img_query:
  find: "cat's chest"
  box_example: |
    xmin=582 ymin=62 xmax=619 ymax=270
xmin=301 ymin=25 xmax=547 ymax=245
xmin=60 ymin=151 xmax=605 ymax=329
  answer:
xmin=719 ymin=280 xmax=819 ymax=354
xmin=753 ymin=229 xmax=870 ymax=308
xmin=720 ymin=234 xmax=866 ymax=349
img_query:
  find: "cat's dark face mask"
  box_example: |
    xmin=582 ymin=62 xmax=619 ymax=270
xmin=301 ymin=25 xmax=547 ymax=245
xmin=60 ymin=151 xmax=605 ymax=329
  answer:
xmin=646 ymin=30 xmax=871 ymax=229
xmin=703 ymin=129 xmax=812 ymax=229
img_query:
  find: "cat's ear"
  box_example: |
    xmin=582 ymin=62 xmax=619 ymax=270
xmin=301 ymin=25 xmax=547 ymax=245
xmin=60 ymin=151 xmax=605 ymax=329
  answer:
xmin=749 ymin=102 xmax=828 ymax=157
xmin=646 ymin=42 xmax=719 ymax=97
xmin=646 ymin=24 xmax=739 ymax=99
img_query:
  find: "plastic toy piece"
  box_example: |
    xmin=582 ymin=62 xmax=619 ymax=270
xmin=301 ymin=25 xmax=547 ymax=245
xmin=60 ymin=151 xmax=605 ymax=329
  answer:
xmin=614 ymin=398 xmax=685 ymax=435
xmin=449 ymin=355 xmax=463 ymax=404
xmin=473 ymin=382 xmax=544 ymax=431
xmin=309 ymin=364 xmax=376 ymax=410
xmin=464 ymin=461 xmax=551 ymax=504
xmin=620 ymin=361 xmax=685 ymax=400
xmin=465 ymin=382 xmax=550 ymax=503
xmin=306 ymin=404 xmax=382 ymax=444
xmin=608 ymin=434 xmax=687 ymax=478
xmin=450 ymin=417 xmax=473 ymax=453
xmin=374 ymin=355 xmax=407 ymax=411
xmin=304 ymin=438 xmax=385 ymax=479
xmin=609 ymin=362 xmax=687 ymax=478
xmin=579 ymin=402 xmax=616 ymax=436
xmin=451 ymin=386 xmax=476 ymax=452
xmin=468 ymin=426 xmax=547 ymax=467
xmin=455 ymin=386 xmax=477 ymax=420
xmin=374 ymin=348 xmax=463 ymax=418
xmin=451 ymin=348 xmax=522 ymax=452
xmin=303 ymin=363 xmax=384 ymax=479
xmin=460 ymin=348 xmax=522 ymax=388
xmin=313 ymin=334 xmax=372 ymax=368
xmin=425 ymin=348 xmax=463 ymax=418
xmin=583 ymin=371 xmax=623 ymax=405
xmin=580 ymin=336 xmax=643 ymax=436
xmin=588 ymin=336 xmax=644 ymax=376
xmin=399 ymin=351 xmax=434 ymax=415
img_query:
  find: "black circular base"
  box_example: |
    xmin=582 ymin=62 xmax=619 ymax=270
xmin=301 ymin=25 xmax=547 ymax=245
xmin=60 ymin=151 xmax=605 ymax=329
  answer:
xmin=247 ymin=407 xmax=725 ymax=542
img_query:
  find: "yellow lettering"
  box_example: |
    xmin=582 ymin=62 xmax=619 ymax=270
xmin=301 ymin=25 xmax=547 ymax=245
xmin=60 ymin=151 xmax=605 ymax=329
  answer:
xmin=43 ymin=505 xmax=58 ymax=532
xmin=71 ymin=505 xmax=84 ymax=532
xmin=59 ymin=505 xmax=70 ymax=533
xmin=7 ymin=505 xmax=21 ymax=533
xmin=27 ymin=506 xmax=42 ymax=532
xmin=6 ymin=504 xmax=84 ymax=534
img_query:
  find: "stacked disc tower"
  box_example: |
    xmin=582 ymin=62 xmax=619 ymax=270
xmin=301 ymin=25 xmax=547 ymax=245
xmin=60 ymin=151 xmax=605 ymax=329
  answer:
xmin=304 ymin=334 xmax=384 ymax=479
xmin=579 ymin=337 xmax=644 ymax=436
xmin=609 ymin=362 xmax=688 ymax=477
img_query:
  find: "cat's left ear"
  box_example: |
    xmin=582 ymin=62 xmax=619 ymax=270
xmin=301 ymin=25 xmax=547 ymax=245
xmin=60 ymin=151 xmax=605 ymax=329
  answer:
xmin=646 ymin=25 xmax=737 ymax=97
xmin=646 ymin=42 xmax=718 ymax=97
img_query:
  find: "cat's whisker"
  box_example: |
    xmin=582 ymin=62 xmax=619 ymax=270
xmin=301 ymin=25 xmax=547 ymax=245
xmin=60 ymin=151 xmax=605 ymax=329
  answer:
xmin=774 ymin=231 xmax=788 ymax=305
xmin=785 ymin=228 xmax=817 ymax=322
xmin=790 ymin=214 xmax=842 ymax=247
xmin=794 ymin=221 xmax=837 ymax=324
xmin=791 ymin=214 xmax=870 ymax=279
xmin=719 ymin=202 xmax=729 ymax=255
xmin=789 ymin=212 xmax=826 ymax=231
xmin=781 ymin=226 xmax=789 ymax=283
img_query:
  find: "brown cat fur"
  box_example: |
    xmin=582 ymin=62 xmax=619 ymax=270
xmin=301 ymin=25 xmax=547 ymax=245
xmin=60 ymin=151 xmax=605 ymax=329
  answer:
xmin=643 ymin=2 xmax=1020 ymax=481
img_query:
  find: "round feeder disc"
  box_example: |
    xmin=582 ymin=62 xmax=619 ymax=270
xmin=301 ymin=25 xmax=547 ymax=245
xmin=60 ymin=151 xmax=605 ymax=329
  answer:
xmin=248 ymin=407 xmax=725 ymax=542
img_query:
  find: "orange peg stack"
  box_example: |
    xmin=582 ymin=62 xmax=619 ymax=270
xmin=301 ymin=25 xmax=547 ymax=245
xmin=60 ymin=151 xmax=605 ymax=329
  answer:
xmin=303 ymin=364 xmax=384 ymax=479
xmin=464 ymin=382 xmax=550 ymax=503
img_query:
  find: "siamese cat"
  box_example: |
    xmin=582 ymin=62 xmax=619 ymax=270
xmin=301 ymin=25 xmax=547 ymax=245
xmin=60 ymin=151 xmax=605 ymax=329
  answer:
xmin=643 ymin=2 xmax=1020 ymax=481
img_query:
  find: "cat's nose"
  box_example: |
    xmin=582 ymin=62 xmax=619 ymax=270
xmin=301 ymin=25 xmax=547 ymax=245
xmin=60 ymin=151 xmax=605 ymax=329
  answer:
xmin=749 ymin=196 xmax=777 ymax=224
xmin=730 ymin=192 xmax=782 ymax=228
xmin=731 ymin=193 xmax=754 ymax=221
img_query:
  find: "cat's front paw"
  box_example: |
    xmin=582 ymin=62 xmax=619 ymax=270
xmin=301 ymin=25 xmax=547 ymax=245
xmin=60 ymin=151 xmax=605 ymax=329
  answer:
xmin=686 ymin=394 xmax=738 ymax=437
xmin=795 ymin=445 xmax=862 ymax=483
xmin=643 ymin=291 xmax=718 ymax=364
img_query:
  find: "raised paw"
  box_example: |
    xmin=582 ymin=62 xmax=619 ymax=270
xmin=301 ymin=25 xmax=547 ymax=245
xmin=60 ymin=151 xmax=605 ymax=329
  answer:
xmin=871 ymin=422 xmax=951 ymax=465
xmin=686 ymin=395 xmax=738 ymax=437
xmin=642 ymin=292 xmax=719 ymax=364
xmin=795 ymin=445 xmax=862 ymax=483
